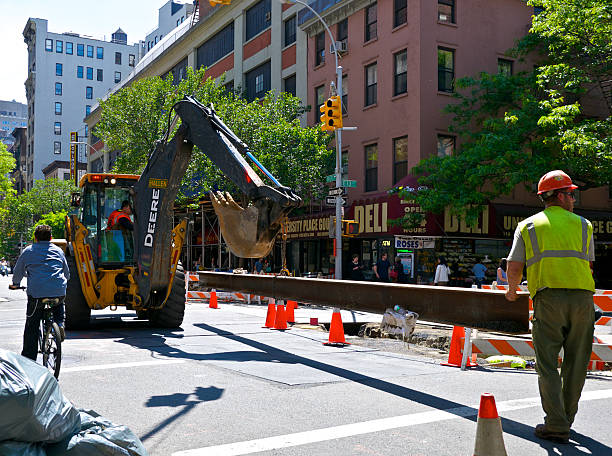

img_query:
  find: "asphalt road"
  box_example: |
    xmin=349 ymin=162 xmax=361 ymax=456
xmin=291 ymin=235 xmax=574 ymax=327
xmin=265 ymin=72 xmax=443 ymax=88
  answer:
xmin=1 ymin=274 xmax=611 ymax=456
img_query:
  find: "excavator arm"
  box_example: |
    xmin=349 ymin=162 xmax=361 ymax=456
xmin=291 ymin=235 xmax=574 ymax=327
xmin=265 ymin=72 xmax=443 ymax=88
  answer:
xmin=132 ymin=96 xmax=301 ymax=306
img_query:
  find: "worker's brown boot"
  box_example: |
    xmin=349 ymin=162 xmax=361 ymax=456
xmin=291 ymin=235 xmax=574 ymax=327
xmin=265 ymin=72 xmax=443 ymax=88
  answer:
xmin=534 ymin=424 xmax=570 ymax=444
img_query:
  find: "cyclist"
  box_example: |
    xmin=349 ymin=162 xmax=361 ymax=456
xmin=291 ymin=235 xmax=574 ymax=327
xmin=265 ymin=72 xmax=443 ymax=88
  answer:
xmin=9 ymin=224 xmax=70 ymax=361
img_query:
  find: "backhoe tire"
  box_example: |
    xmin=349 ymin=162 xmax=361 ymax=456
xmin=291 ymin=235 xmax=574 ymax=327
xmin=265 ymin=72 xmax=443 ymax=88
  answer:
xmin=65 ymin=254 xmax=91 ymax=330
xmin=148 ymin=265 xmax=186 ymax=328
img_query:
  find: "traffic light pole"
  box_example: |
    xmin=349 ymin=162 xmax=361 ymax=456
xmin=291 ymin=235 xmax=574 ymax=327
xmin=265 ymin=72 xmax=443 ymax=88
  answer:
xmin=334 ymin=66 xmax=343 ymax=280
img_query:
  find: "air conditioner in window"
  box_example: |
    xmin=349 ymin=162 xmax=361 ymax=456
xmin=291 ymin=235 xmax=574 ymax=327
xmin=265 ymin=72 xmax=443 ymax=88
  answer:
xmin=331 ymin=40 xmax=348 ymax=54
xmin=265 ymin=11 xmax=271 ymax=22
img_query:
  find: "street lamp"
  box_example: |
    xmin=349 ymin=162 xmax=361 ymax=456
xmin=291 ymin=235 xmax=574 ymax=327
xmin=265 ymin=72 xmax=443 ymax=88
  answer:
xmin=282 ymin=0 xmax=346 ymax=280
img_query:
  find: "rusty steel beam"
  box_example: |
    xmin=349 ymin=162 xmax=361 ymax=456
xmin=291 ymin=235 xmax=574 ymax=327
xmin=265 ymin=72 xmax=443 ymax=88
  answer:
xmin=196 ymin=272 xmax=530 ymax=334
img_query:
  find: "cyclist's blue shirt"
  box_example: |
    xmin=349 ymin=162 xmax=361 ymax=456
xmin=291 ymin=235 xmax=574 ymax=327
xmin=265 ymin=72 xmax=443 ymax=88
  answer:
xmin=12 ymin=242 xmax=69 ymax=298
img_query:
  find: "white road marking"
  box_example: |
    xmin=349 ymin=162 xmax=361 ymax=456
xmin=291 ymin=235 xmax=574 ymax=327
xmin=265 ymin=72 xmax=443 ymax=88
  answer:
xmin=173 ymin=388 xmax=612 ymax=456
xmin=62 ymin=359 xmax=185 ymax=373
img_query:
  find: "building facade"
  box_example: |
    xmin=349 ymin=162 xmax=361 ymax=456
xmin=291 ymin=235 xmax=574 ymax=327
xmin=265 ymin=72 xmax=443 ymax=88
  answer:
xmin=0 ymin=100 xmax=27 ymax=147
xmin=143 ymin=0 xmax=195 ymax=55
xmin=9 ymin=127 xmax=27 ymax=194
xmin=22 ymin=18 xmax=140 ymax=190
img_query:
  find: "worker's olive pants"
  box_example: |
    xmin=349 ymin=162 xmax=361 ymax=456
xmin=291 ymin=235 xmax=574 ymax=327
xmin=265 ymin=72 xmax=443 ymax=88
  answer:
xmin=532 ymin=288 xmax=594 ymax=433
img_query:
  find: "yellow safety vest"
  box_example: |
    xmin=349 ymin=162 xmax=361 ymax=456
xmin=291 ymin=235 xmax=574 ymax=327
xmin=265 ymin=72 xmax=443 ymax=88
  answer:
xmin=519 ymin=206 xmax=594 ymax=298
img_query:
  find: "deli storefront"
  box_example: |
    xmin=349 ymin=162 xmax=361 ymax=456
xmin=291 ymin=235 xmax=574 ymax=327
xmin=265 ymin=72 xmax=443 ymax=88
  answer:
xmin=285 ymin=196 xmax=612 ymax=288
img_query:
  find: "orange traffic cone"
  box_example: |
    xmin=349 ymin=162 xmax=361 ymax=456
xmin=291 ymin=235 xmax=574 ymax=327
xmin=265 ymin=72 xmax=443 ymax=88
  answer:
xmin=473 ymin=393 xmax=508 ymax=456
xmin=262 ymin=299 xmax=276 ymax=328
xmin=442 ymin=326 xmax=477 ymax=368
xmin=288 ymin=300 xmax=298 ymax=309
xmin=323 ymin=309 xmax=350 ymax=346
xmin=209 ymin=291 xmax=218 ymax=309
xmin=272 ymin=300 xmax=289 ymax=330
xmin=285 ymin=300 xmax=295 ymax=324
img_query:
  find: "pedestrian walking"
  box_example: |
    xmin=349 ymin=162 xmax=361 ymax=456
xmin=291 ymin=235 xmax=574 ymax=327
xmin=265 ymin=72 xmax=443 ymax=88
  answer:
xmin=373 ymin=252 xmax=391 ymax=282
xmin=496 ymin=258 xmax=508 ymax=285
xmin=433 ymin=257 xmax=450 ymax=286
xmin=350 ymin=254 xmax=365 ymax=281
xmin=392 ymin=257 xmax=408 ymax=284
xmin=505 ymin=170 xmax=595 ymax=444
xmin=472 ymin=259 xmax=487 ymax=288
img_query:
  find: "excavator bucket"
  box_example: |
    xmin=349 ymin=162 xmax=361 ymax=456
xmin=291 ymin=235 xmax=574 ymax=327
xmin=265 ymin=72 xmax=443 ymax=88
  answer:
xmin=211 ymin=191 xmax=290 ymax=258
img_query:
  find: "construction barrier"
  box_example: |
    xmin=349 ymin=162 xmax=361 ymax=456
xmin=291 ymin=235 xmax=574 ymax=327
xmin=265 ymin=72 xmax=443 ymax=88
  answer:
xmin=185 ymin=272 xmax=261 ymax=303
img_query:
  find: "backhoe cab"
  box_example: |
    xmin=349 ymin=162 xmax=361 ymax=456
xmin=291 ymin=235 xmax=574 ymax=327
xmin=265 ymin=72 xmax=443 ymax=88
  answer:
xmin=63 ymin=97 xmax=301 ymax=329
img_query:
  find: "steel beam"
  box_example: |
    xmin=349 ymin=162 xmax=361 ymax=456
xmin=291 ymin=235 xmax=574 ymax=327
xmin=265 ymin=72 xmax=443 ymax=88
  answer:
xmin=197 ymin=272 xmax=530 ymax=334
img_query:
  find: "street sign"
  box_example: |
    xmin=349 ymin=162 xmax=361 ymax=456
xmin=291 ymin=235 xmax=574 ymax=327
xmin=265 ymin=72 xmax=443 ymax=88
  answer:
xmin=328 ymin=187 xmax=345 ymax=197
xmin=325 ymin=196 xmax=348 ymax=206
xmin=325 ymin=174 xmax=336 ymax=183
xmin=342 ymin=179 xmax=357 ymax=188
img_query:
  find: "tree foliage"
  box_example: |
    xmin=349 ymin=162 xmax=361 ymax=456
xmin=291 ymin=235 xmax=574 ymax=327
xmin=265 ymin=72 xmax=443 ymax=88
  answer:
xmin=0 ymin=179 xmax=77 ymax=258
xmin=94 ymin=67 xmax=334 ymax=205
xmin=397 ymin=0 xmax=611 ymax=226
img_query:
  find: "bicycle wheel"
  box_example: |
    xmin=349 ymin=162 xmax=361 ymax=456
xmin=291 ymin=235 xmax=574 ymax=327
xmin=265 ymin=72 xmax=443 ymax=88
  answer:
xmin=42 ymin=322 xmax=62 ymax=379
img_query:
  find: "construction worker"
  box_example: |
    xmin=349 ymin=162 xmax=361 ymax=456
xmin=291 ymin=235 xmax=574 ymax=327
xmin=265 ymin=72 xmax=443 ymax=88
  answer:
xmin=107 ymin=200 xmax=134 ymax=231
xmin=505 ymin=170 xmax=595 ymax=444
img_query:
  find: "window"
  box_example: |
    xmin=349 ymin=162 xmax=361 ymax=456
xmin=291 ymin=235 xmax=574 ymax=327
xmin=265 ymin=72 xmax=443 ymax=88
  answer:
xmin=393 ymin=50 xmax=408 ymax=96
xmin=86 ymin=105 xmax=91 ymax=116
xmin=54 ymin=122 xmax=61 ymax=135
xmin=224 ymin=81 xmax=234 ymax=94
xmin=54 ymin=141 xmax=61 ymax=154
xmin=438 ymin=0 xmax=455 ymax=24
xmin=66 ymin=42 xmax=73 ymax=55
xmin=86 ymin=86 xmax=93 ymax=99
xmin=245 ymin=61 xmax=271 ymax=101
xmin=56 ymin=63 xmax=63 ymax=76
xmin=84 ymin=125 xmax=88 ymax=137
xmin=342 ymin=74 xmax=348 ymax=114
xmin=365 ymin=62 xmax=377 ymax=106
xmin=315 ymin=84 xmax=326 ymax=113
xmin=438 ymin=47 xmax=454 ymax=92
xmin=337 ymin=18 xmax=348 ymax=42
xmin=394 ymin=0 xmax=407 ymax=28
xmin=284 ymin=16 xmax=296 ymax=47
xmin=63 ymin=172 xmax=70 ymax=180
xmin=129 ymin=54 xmax=135 ymax=66
xmin=45 ymin=39 xmax=53 ymax=51
xmin=115 ymin=52 xmax=122 ymax=65
xmin=114 ymin=71 xmax=121 ymax=83
xmin=96 ymin=47 xmax=104 ymax=59
xmin=315 ymin=31 xmax=325 ymax=66
xmin=498 ymin=58 xmax=513 ymax=76
xmin=283 ymin=74 xmax=296 ymax=96
xmin=437 ymin=134 xmax=455 ymax=156
xmin=365 ymin=143 xmax=378 ymax=192
xmin=55 ymin=82 xmax=62 ymax=95
xmin=77 ymin=43 xmax=84 ymax=56
xmin=54 ymin=102 xmax=62 ymax=115
xmin=393 ymin=136 xmax=409 ymax=183
xmin=77 ymin=66 xmax=83 ymax=78
xmin=86 ymin=67 xmax=93 ymax=80
xmin=365 ymin=4 xmax=377 ymax=42
xmin=87 ymin=45 xmax=94 ymax=58
xmin=97 ymin=69 xmax=103 ymax=81
xmin=56 ymin=40 xmax=63 ymax=53
xmin=245 ymin=0 xmax=271 ymax=41
xmin=196 ymin=22 xmax=234 ymax=68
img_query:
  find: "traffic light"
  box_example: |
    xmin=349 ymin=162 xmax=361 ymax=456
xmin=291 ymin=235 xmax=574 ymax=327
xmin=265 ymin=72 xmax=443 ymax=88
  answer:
xmin=342 ymin=220 xmax=359 ymax=237
xmin=326 ymin=95 xmax=343 ymax=130
xmin=319 ymin=103 xmax=333 ymax=131
xmin=209 ymin=0 xmax=231 ymax=6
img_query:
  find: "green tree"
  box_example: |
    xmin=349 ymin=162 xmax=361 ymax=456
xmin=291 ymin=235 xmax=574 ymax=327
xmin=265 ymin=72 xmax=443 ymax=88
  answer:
xmin=0 ymin=142 xmax=16 ymax=200
xmin=397 ymin=0 xmax=611 ymax=226
xmin=29 ymin=211 xmax=69 ymax=240
xmin=94 ymin=67 xmax=334 ymax=205
xmin=0 ymin=179 xmax=77 ymax=258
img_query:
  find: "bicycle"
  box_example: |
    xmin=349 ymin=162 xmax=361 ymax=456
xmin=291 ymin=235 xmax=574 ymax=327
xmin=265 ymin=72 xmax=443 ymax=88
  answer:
xmin=10 ymin=286 xmax=63 ymax=379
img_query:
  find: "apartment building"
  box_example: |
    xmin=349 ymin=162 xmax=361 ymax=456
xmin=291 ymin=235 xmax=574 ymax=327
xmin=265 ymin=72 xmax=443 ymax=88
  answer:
xmin=22 ymin=18 xmax=140 ymax=190
xmin=0 ymin=100 xmax=27 ymax=147
xmin=143 ymin=0 xmax=195 ymax=54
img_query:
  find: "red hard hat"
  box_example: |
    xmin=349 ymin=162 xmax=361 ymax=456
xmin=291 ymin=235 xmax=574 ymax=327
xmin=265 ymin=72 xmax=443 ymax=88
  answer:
xmin=537 ymin=170 xmax=578 ymax=195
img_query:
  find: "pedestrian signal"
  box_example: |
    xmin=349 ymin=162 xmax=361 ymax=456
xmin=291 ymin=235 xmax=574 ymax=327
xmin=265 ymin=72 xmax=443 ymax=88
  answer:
xmin=342 ymin=220 xmax=359 ymax=236
xmin=326 ymin=96 xmax=343 ymax=130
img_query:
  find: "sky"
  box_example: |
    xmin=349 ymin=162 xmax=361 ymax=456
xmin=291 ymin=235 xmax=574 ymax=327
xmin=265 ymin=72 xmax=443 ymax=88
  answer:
xmin=0 ymin=0 xmax=168 ymax=104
